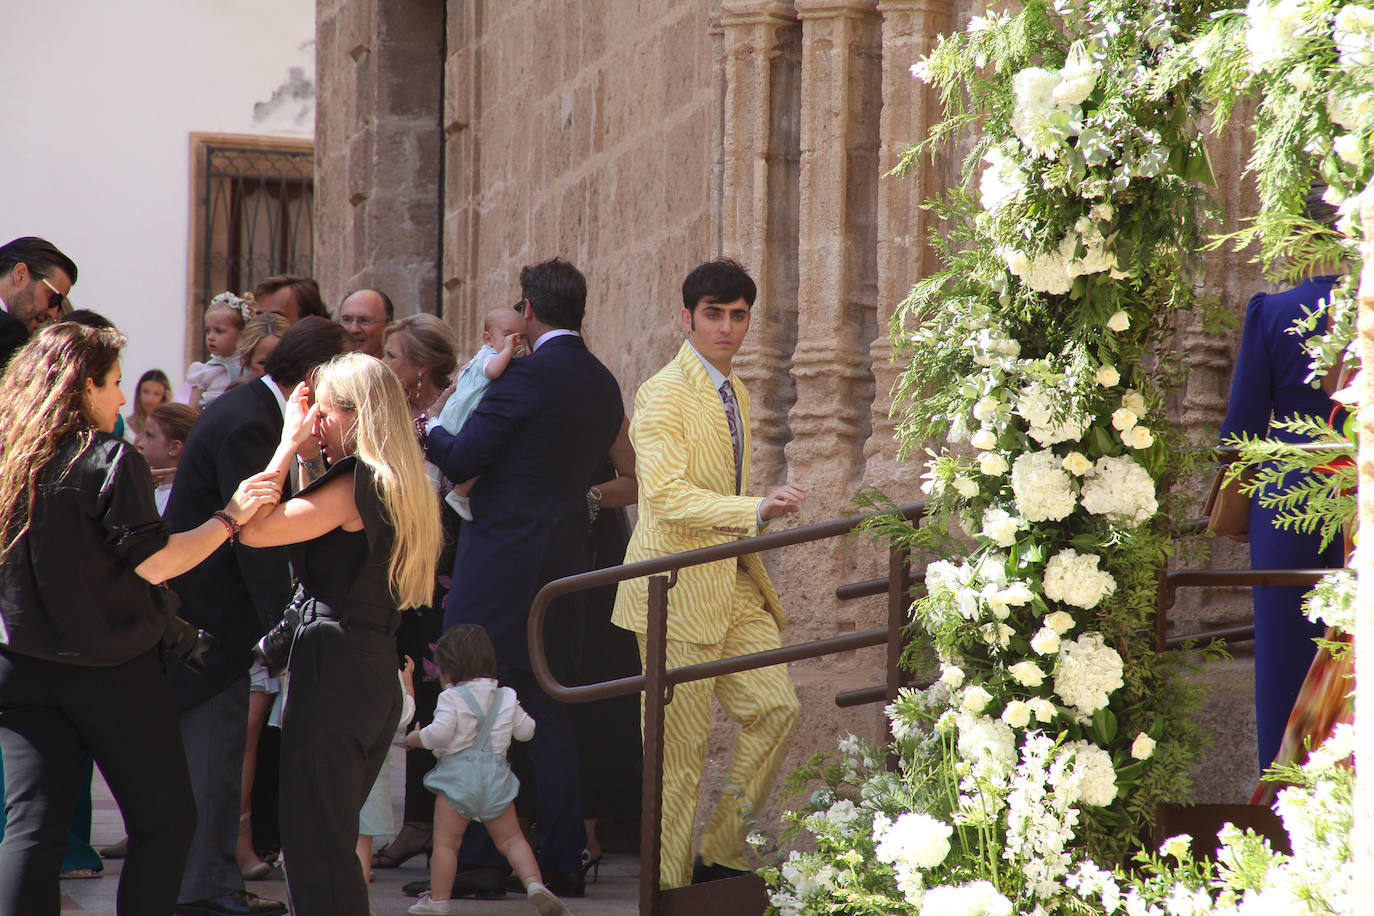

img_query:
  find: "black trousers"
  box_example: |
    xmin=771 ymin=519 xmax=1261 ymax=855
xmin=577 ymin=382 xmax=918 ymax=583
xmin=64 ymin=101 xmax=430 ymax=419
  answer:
xmin=279 ymin=619 xmax=400 ymax=916
xmin=0 ymin=646 xmax=196 ymax=915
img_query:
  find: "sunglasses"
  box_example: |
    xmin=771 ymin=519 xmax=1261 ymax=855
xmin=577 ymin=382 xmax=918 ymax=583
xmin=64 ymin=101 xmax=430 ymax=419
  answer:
xmin=39 ymin=276 xmax=65 ymax=314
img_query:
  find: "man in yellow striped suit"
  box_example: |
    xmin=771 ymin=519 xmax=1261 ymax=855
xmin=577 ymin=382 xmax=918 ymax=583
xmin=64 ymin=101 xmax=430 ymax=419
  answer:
xmin=612 ymin=258 xmax=807 ymax=889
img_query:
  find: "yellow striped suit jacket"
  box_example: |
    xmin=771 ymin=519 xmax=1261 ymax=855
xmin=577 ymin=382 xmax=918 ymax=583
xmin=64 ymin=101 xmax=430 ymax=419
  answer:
xmin=612 ymin=341 xmax=784 ymax=645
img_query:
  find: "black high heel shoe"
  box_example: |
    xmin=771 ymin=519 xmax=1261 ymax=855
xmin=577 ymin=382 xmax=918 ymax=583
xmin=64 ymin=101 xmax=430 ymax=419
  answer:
xmin=581 ymin=848 xmax=603 ymax=883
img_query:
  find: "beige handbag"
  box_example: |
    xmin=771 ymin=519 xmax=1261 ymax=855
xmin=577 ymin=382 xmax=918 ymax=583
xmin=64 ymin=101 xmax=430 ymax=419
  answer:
xmin=1205 ymin=467 xmax=1253 ymax=541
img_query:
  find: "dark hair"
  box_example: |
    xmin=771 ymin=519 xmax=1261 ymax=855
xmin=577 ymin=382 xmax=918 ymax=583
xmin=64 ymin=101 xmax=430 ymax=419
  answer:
xmin=60 ymin=309 xmax=115 ymax=329
xmin=0 ymin=237 xmax=78 ymax=285
xmin=519 ymin=258 xmax=586 ymax=332
xmin=253 ymin=275 xmax=328 ymax=320
xmin=131 ymin=369 xmax=172 ymax=422
xmin=681 ymin=258 xmax=756 ymax=313
xmin=432 ymin=624 xmax=499 ymax=684
xmin=341 ymin=288 xmax=394 ymax=321
xmin=1302 ymin=182 xmax=1339 ymax=231
xmin=262 ymin=316 xmax=350 ymax=389
xmin=149 ymin=402 xmax=198 ymax=444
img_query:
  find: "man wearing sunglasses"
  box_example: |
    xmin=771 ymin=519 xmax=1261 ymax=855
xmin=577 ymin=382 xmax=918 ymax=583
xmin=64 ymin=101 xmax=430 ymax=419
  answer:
xmin=0 ymin=236 xmax=78 ymax=371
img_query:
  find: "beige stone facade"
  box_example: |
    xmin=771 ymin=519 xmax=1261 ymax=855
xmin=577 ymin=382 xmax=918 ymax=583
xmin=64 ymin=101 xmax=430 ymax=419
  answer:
xmin=314 ymin=0 xmax=1277 ymax=827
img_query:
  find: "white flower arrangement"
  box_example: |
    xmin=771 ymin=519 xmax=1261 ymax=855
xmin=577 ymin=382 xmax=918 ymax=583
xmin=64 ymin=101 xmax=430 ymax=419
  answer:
xmin=1079 ymin=454 xmax=1158 ymax=525
xmin=1011 ymin=450 xmax=1077 ymax=522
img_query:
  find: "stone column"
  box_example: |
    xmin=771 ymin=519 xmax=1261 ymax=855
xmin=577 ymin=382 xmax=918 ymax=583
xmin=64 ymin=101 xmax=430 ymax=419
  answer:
xmin=787 ymin=0 xmax=882 ymax=506
xmin=314 ymin=0 xmax=443 ymax=316
xmin=864 ymin=0 xmax=955 ymax=498
xmin=718 ymin=0 xmax=802 ymax=492
xmin=442 ymin=0 xmax=480 ymax=343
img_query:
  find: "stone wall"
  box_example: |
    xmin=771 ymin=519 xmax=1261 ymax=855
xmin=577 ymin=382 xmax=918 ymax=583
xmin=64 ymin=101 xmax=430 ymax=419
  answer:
xmin=315 ymin=0 xmax=1278 ymax=834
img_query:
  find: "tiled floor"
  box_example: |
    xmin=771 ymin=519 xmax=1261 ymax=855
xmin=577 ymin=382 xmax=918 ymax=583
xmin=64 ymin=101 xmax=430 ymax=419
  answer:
xmin=59 ymin=740 xmax=642 ymax=915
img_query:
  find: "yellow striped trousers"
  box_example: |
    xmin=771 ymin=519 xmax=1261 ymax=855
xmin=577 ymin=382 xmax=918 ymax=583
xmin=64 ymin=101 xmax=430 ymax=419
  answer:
xmin=636 ymin=568 xmax=800 ymax=889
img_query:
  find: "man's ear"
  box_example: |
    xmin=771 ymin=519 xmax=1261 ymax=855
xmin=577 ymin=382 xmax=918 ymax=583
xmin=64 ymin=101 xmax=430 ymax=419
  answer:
xmin=681 ymin=307 xmax=694 ymax=332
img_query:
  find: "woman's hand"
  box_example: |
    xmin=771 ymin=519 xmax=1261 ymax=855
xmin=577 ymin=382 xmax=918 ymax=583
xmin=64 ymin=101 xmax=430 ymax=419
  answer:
xmin=280 ymin=382 xmax=319 ymax=452
xmin=403 ymin=730 xmax=424 ymax=751
xmin=426 ymin=382 xmax=457 ymax=419
xmin=150 ymin=466 xmax=177 ymax=485
xmin=225 ymin=471 xmax=283 ymax=525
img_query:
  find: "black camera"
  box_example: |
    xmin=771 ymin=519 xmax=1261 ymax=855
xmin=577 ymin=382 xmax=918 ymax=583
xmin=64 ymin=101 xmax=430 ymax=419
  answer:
xmin=253 ymin=586 xmax=306 ymax=676
xmin=161 ymin=617 xmax=216 ymax=672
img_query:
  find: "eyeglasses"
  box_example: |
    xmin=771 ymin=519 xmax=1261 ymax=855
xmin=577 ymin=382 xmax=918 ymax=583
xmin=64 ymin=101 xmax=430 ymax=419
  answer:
xmin=39 ymin=277 xmax=65 ymax=314
xmin=340 ymin=315 xmax=382 ymax=328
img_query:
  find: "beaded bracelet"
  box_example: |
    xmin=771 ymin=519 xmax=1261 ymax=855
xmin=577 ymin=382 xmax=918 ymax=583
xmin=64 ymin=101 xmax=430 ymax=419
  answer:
xmin=211 ymin=510 xmax=241 ymax=541
xmin=414 ymin=412 xmax=429 ymax=445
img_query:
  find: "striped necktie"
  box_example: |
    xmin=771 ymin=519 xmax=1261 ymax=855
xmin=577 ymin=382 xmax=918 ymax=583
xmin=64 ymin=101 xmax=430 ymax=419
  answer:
xmin=718 ymin=380 xmax=742 ymax=495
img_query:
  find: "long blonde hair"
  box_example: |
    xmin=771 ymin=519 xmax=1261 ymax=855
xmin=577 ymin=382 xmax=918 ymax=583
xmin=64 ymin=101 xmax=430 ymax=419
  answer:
xmin=0 ymin=323 xmax=126 ymax=559
xmin=313 ymin=353 xmax=440 ymax=609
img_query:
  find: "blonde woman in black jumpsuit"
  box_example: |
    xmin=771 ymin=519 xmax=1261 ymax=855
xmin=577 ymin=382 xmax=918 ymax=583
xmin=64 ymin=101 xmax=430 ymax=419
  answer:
xmin=241 ymin=352 xmax=441 ymax=915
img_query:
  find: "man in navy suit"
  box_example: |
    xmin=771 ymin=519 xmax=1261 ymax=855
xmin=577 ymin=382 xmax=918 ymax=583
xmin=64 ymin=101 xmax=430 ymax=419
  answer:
xmin=0 ymin=237 xmax=77 ymax=371
xmin=166 ymin=317 xmax=347 ymax=916
xmin=424 ymin=258 xmax=623 ymax=897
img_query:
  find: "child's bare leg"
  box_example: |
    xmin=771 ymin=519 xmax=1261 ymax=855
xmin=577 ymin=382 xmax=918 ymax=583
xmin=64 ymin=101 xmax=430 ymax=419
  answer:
xmin=455 ymin=477 xmax=477 ymax=496
xmin=356 ymin=835 xmax=373 ymax=883
xmin=429 ymin=797 xmax=471 ymax=902
xmin=486 ymin=804 xmax=541 ymax=889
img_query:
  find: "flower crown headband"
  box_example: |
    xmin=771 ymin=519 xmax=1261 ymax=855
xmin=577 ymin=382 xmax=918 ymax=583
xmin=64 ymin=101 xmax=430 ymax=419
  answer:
xmin=207 ymin=291 xmax=257 ymax=323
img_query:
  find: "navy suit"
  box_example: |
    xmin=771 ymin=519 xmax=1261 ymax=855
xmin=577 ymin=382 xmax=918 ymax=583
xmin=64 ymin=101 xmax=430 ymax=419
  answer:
xmin=425 ymin=332 xmax=622 ymax=874
xmin=0 ymin=309 xmax=28 ymax=373
xmin=1219 ymin=277 xmax=1346 ymax=772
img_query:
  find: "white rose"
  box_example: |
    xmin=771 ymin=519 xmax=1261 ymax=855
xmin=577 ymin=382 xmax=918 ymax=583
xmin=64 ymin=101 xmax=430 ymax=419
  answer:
xmin=979 ymin=452 xmax=1009 ymax=476
xmin=1030 ymin=627 xmax=1061 ymax=655
xmin=1027 ymin=697 xmax=1057 ymax=723
xmin=1095 ymin=365 xmax=1120 ymax=387
xmin=962 ymin=684 xmax=993 ymax=713
xmin=1286 ymin=66 xmax=1314 ymax=92
xmin=953 ymin=476 xmax=980 ymax=498
xmin=940 ymin=665 xmax=966 ymax=688
xmin=1106 ymin=310 xmax=1130 ymax=332
xmin=1123 ymin=425 xmax=1155 ymax=449
xmin=1333 ymin=133 xmax=1363 ymax=165
xmin=1008 ymin=660 xmax=1045 ymax=687
xmin=973 ymin=396 xmax=999 ymax=422
xmin=1001 ymin=700 xmax=1032 ymax=728
xmin=1062 ymin=451 xmax=1092 ymax=476
xmin=970 ymin=429 xmax=998 ymax=450
xmin=1111 ymin=408 xmax=1138 ymax=431
xmin=1121 ymin=389 xmax=1146 ymax=413
xmin=981 ymin=508 xmax=1020 ymax=547
xmin=1044 ymin=610 xmax=1076 ymax=634
xmin=1131 ymin=732 xmax=1156 ymax=760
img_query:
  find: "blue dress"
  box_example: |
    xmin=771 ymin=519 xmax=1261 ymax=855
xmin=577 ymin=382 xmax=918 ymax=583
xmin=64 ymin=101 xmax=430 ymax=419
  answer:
xmin=1218 ymin=276 xmax=1346 ymax=772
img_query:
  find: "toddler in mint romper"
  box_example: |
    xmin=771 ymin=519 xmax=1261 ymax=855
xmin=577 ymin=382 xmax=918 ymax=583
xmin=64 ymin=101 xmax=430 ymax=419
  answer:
xmin=422 ymin=683 xmax=521 ymax=821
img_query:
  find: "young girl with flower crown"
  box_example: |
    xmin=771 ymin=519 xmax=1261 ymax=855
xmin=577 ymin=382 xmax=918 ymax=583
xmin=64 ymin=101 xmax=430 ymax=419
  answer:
xmin=179 ymin=292 xmax=251 ymax=408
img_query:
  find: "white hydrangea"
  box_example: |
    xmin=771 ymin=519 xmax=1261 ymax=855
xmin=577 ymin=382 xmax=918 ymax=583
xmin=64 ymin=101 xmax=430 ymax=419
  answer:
xmin=1011 ymin=451 xmax=1077 ymax=522
xmin=874 ymin=811 xmax=953 ymax=870
xmin=1011 ymin=66 xmax=1076 ymax=157
xmin=1054 ymin=634 xmax=1124 ymax=715
xmin=1053 ymin=41 xmax=1099 ymax=105
xmin=1080 ymin=454 xmax=1157 ymax=525
xmin=1042 ymin=548 xmax=1117 ymax=610
xmin=1244 ymin=0 xmax=1306 ymax=72
xmin=1334 ymin=4 xmax=1374 ymax=68
xmin=956 ymin=713 xmax=1017 ymax=768
xmin=1015 ymin=382 xmax=1090 ymax=446
xmin=980 ymin=144 xmax=1029 ymax=212
xmin=1064 ymin=740 xmax=1118 ymax=806
xmin=918 ymin=880 xmax=1013 ymax=916
xmin=980 ymin=507 xmax=1022 ymax=547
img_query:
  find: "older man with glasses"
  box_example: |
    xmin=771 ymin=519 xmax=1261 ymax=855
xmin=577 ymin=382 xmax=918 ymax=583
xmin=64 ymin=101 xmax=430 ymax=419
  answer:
xmin=0 ymin=237 xmax=77 ymax=372
xmin=337 ymin=288 xmax=394 ymax=358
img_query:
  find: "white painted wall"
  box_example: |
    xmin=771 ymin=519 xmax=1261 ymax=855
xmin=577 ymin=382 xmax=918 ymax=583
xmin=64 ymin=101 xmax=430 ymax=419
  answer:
xmin=0 ymin=0 xmax=315 ymax=392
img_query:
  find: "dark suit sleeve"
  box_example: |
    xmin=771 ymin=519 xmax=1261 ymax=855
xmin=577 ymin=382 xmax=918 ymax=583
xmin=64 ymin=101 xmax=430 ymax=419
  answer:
xmin=1219 ymin=292 xmax=1273 ymax=442
xmin=219 ymin=415 xmax=293 ymax=631
xmin=425 ymin=366 xmax=537 ymax=483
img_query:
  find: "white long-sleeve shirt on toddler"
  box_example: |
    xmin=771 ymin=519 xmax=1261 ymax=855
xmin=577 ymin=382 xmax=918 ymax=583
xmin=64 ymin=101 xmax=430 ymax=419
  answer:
xmin=417 ymin=677 xmax=535 ymax=757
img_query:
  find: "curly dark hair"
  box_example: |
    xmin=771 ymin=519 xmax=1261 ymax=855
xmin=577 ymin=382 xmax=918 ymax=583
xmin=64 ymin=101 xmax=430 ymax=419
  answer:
xmin=432 ymin=624 xmax=499 ymax=685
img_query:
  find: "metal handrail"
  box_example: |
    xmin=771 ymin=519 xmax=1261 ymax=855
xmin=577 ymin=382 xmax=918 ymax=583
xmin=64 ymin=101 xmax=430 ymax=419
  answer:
xmin=525 ymin=500 xmax=924 ymax=916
